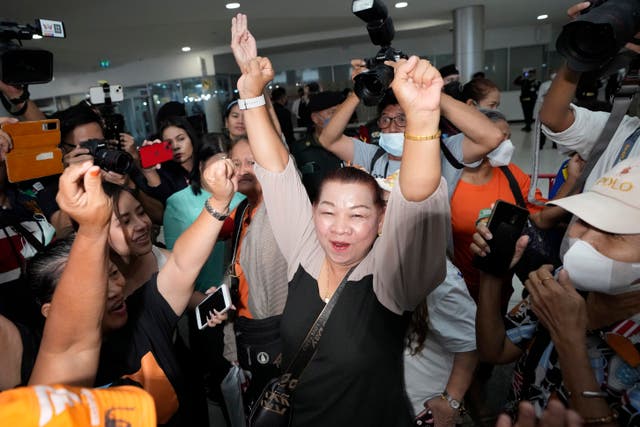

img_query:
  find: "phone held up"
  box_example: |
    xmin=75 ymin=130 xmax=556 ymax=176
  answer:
xmin=472 ymin=200 xmax=530 ymax=277
xmin=195 ymin=284 xmax=232 ymax=330
xmin=139 ymin=141 xmax=174 ymax=168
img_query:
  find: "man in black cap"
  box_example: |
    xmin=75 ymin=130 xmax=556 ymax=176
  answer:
xmin=290 ymin=91 xmax=345 ymax=201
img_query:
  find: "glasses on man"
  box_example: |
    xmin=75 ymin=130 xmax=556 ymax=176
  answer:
xmin=377 ymin=114 xmax=407 ymax=129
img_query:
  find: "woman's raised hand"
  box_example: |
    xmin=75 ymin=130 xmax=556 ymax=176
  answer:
xmin=237 ymin=57 xmax=275 ymax=99
xmin=387 ymin=56 xmax=443 ymax=115
xmin=202 ymin=156 xmax=237 ymax=206
xmin=231 ymin=13 xmax=257 ymax=73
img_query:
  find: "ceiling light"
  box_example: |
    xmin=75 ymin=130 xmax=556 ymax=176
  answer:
xmin=32 ymin=34 xmax=43 ymax=39
xmin=395 ymin=2 xmax=408 ymax=8
xmin=226 ymin=2 xmax=241 ymax=9
xmin=537 ymin=14 xmax=548 ymax=20
xmin=181 ymin=46 xmax=191 ymax=52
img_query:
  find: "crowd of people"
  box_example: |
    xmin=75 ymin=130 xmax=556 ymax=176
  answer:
xmin=0 ymin=3 xmax=639 ymax=427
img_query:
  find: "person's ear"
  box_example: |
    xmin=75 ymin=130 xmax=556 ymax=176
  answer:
xmin=41 ymin=303 xmax=51 ymax=318
xmin=310 ymin=111 xmax=322 ymax=127
xmin=377 ymin=208 xmax=386 ymax=236
xmin=465 ymin=99 xmax=475 ymax=107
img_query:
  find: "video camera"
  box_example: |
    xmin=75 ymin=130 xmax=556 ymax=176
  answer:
xmin=556 ymin=0 xmax=640 ymax=73
xmin=352 ymin=0 xmax=408 ymax=106
xmin=0 ymin=19 xmax=65 ymax=85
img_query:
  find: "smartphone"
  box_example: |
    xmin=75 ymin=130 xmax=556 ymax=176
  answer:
xmin=139 ymin=141 xmax=174 ymax=168
xmin=195 ymin=284 xmax=232 ymax=330
xmin=472 ymin=200 xmax=530 ymax=276
xmin=2 ymin=119 xmax=64 ymax=183
xmin=89 ymin=84 xmax=124 ymax=104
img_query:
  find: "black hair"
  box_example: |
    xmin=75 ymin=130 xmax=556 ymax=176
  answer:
xmin=52 ymin=102 xmax=103 ymax=144
xmin=189 ymin=133 xmax=229 ymax=195
xmin=377 ymin=90 xmax=399 ymax=116
xmin=271 ymin=87 xmax=287 ymax=103
xmin=158 ymin=116 xmax=202 ymax=169
xmin=316 ymin=166 xmax=385 ymax=210
xmin=306 ymin=82 xmax=320 ymax=93
xmin=461 ymin=78 xmax=499 ymax=104
xmin=156 ymin=101 xmax=186 ymax=128
xmin=27 ymin=236 xmax=75 ymax=307
xmin=478 ymin=108 xmax=507 ymax=123
xmin=224 ymin=99 xmax=239 ymax=119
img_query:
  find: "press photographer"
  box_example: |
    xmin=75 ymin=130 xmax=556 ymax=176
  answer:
xmin=540 ymin=0 xmax=640 ymax=192
xmin=315 ymin=0 xmax=502 ymax=186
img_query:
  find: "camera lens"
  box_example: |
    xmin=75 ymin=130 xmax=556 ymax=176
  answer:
xmin=556 ymin=0 xmax=640 ymax=72
xmin=94 ymin=148 xmax=132 ymax=175
xmin=354 ymin=64 xmax=395 ymax=106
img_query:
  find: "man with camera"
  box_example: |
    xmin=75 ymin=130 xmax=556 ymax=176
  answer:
xmin=514 ymin=69 xmax=540 ymax=132
xmin=540 ymin=1 xmax=640 ymax=189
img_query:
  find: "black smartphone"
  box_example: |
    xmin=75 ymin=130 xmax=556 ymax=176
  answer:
xmin=472 ymin=200 xmax=530 ymax=276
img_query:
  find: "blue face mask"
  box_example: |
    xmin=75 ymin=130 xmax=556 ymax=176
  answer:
xmin=378 ymin=132 xmax=404 ymax=157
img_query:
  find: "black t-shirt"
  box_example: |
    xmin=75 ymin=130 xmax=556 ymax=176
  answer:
xmin=273 ymin=103 xmax=295 ymax=147
xmin=290 ymin=133 xmax=343 ymax=203
xmin=95 ymin=274 xmax=198 ymax=426
xmin=132 ymin=161 xmax=189 ymax=206
xmin=281 ymin=266 xmax=412 ymax=427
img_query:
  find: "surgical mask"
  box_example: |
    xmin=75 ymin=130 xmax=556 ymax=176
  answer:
xmin=486 ymin=139 xmax=515 ymax=167
xmin=378 ymin=132 xmax=404 ymax=157
xmin=563 ymin=239 xmax=640 ymax=295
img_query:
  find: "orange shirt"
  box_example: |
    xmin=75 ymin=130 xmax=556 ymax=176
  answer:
xmin=229 ymin=201 xmax=261 ymax=319
xmin=451 ymin=164 xmax=545 ymax=302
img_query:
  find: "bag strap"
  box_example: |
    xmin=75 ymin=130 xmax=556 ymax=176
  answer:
xmin=498 ymin=166 xmax=527 ymax=208
xmin=229 ymin=198 xmax=250 ymax=274
xmin=439 ymin=139 xmax=465 ymax=170
xmin=0 ymin=210 xmax=46 ymax=253
xmin=369 ymin=147 xmax=386 ymax=174
xmin=283 ymin=265 xmax=357 ymax=380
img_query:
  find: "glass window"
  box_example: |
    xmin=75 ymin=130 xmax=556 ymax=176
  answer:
xmin=484 ymin=48 xmax=508 ymax=91
xmin=434 ymin=53 xmax=454 ymax=69
xmin=509 ymin=45 xmax=545 ymax=91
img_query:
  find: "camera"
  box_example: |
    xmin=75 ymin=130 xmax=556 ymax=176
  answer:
xmin=80 ymin=139 xmax=133 ymax=175
xmin=556 ymin=0 xmax=640 ymax=73
xmin=0 ymin=19 xmax=65 ymax=85
xmin=352 ymin=0 xmax=408 ymax=106
xmin=89 ymin=83 xmax=126 ymax=144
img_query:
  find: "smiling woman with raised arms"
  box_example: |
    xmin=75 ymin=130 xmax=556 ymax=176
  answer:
xmin=231 ymin=13 xmax=450 ymax=426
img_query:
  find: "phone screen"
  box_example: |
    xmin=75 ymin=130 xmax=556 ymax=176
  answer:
xmin=195 ymin=286 xmax=230 ymax=329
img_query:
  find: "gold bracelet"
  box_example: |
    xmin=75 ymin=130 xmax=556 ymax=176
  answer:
xmin=404 ymin=130 xmax=442 ymax=141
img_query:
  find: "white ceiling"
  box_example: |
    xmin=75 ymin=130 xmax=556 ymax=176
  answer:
xmin=5 ymin=0 xmax=574 ymax=75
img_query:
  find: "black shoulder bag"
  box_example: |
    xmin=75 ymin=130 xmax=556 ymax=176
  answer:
xmin=248 ymin=266 xmax=356 ymax=427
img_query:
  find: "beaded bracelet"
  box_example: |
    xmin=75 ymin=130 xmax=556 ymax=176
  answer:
xmin=582 ymin=412 xmax=617 ymax=425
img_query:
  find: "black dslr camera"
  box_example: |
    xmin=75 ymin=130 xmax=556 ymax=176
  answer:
xmin=0 ymin=19 xmax=65 ymax=85
xmin=80 ymin=139 xmax=133 ymax=175
xmin=352 ymin=0 xmax=408 ymax=106
xmin=556 ymin=0 xmax=640 ymax=73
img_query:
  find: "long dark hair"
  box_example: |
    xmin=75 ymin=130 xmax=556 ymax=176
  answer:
xmin=407 ymin=300 xmax=429 ymax=355
xmin=190 ymin=133 xmax=229 ymax=195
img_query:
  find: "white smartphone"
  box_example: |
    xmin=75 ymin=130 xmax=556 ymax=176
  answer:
xmin=195 ymin=284 xmax=232 ymax=330
xmin=89 ymin=84 xmax=124 ymax=104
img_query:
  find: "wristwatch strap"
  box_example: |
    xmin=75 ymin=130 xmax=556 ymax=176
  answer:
xmin=237 ymin=94 xmax=266 ymax=110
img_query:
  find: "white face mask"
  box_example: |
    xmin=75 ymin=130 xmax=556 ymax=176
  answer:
xmin=563 ymin=239 xmax=640 ymax=295
xmin=486 ymin=139 xmax=515 ymax=167
xmin=378 ymin=132 xmax=404 ymax=157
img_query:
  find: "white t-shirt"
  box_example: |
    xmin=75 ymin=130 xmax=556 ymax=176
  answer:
xmin=403 ymin=259 xmax=477 ymax=415
xmin=542 ymin=103 xmax=640 ymax=190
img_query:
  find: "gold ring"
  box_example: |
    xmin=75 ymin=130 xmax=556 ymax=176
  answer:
xmin=541 ymin=277 xmax=554 ymax=284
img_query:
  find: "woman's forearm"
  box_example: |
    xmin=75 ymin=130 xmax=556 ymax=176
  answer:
xmin=445 ymin=351 xmax=478 ymax=402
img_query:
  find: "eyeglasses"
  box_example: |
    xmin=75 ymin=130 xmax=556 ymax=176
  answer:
xmin=377 ymin=114 xmax=407 ymax=129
